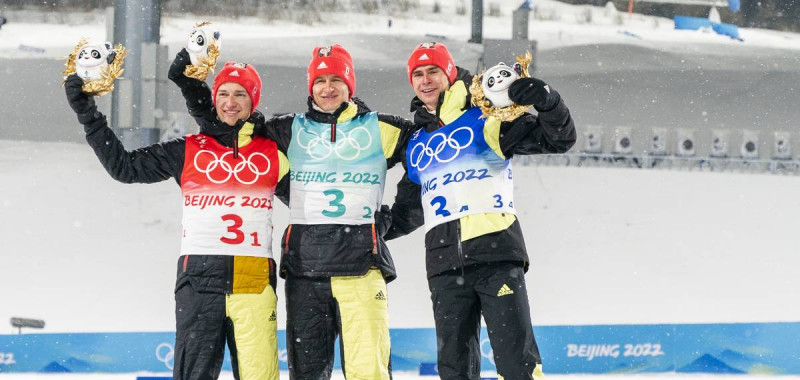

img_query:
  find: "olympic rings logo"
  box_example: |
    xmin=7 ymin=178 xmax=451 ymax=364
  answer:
xmin=296 ymin=126 xmax=373 ymax=161
xmin=480 ymin=338 xmax=495 ymax=366
xmin=193 ymin=150 xmax=271 ymax=185
xmin=409 ymin=126 xmax=474 ymax=171
xmin=156 ymin=342 xmax=174 ymax=370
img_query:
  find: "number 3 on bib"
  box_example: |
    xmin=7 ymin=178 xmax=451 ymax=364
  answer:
xmin=220 ymin=214 xmax=261 ymax=246
xmin=322 ymin=189 xmax=346 ymax=217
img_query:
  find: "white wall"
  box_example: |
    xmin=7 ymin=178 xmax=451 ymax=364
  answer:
xmin=2 ymin=140 xmax=800 ymax=333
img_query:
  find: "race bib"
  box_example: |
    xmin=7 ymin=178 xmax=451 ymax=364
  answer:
xmin=180 ymin=134 xmax=279 ymax=257
xmin=288 ymin=112 xmax=386 ymax=224
xmin=407 ymin=107 xmax=515 ymax=231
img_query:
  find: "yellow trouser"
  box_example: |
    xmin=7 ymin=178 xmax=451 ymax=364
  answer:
xmin=330 ymin=269 xmax=392 ymax=380
xmin=227 ymin=284 xmax=279 ymax=380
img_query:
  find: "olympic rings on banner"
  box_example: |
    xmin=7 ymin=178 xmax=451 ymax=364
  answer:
xmin=156 ymin=342 xmax=174 ymax=370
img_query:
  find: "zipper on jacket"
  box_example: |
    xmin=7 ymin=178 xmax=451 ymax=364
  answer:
xmin=330 ymin=122 xmax=337 ymax=142
xmin=456 ymin=221 xmax=466 ymax=278
xmin=284 ymin=224 xmax=293 ymax=253
xmin=226 ymin=256 xmax=234 ymax=294
xmin=371 ymin=224 xmax=378 ymax=254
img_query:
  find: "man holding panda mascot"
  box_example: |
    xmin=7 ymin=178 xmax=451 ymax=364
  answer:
xmin=386 ymin=42 xmax=576 ymax=380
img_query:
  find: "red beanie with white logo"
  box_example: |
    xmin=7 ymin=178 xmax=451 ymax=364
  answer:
xmin=307 ymin=44 xmax=356 ymax=99
xmin=407 ymin=42 xmax=457 ymax=85
xmin=212 ymin=62 xmax=262 ymax=115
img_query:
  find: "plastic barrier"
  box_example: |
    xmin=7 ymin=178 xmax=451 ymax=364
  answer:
xmin=674 ymin=16 xmax=742 ymax=40
xmin=712 ymin=22 xmax=742 ymax=40
xmin=674 ymin=16 xmax=712 ymax=31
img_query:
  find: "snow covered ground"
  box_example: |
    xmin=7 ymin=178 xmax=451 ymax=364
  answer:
xmin=1 ymin=0 xmax=798 ymax=60
xmin=2 ymin=0 xmax=800 ymax=378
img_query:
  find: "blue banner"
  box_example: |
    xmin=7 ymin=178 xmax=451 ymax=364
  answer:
xmin=2 ymin=323 xmax=800 ymax=374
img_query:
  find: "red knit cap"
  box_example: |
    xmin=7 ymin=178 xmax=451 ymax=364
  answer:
xmin=307 ymin=44 xmax=356 ymax=98
xmin=407 ymin=42 xmax=457 ymax=85
xmin=212 ymin=62 xmax=262 ymax=115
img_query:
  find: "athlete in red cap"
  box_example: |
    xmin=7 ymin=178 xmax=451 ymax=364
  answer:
xmin=171 ymin=43 xmax=417 ymax=380
xmin=387 ymin=41 xmax=577 ymax=380
xmin=66 ymin=59 xmax=288 ymax=380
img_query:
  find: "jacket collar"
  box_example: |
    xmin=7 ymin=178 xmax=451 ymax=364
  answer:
xmin=305 ymin=96 xmax=372 ymax=124
xmin=410 ymin=66 xmax=474 ymax=131
xmin=199 ymin=112 xmax=260 ymax=149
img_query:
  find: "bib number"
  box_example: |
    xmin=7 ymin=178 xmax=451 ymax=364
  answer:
xmin=320 ymin=189 xmax=374 ymax=219
xmin=322 ymin=189 xmax=346 ymax=217
xmin=220 ymin=214 xmax=262 ymax=246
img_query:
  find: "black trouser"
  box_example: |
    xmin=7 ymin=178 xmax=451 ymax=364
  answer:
xmin=173 ymin=280 xmax=279 ymax=380
xmin=285 ymin=270 xmax=392 ymax=380
xmin=428 ymin=261 xmax=542 ymax=380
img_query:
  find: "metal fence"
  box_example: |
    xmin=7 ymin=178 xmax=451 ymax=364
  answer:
xmin=517 ymin=153 xmax=800 ymax=175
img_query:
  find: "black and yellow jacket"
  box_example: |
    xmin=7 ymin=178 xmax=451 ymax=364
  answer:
xmin=176 ymin=75 xmax=415 ymax=283
xmin=75 ymin=72 xmax=289 ymax=295
xmin=386 ymin=67 xmax=576 ymax=278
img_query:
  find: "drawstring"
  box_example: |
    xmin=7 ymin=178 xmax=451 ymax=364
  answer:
xmin=233 ymin=134 xmax=239 ymax=159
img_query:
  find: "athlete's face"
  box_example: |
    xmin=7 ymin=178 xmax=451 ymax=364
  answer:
xmin=411 ymin=65 xmax=451 ymax=111
xmin=312 ymin=74 xmax=350 ymax=112
xmin=215 ymin=82 xmax=252 ymax=126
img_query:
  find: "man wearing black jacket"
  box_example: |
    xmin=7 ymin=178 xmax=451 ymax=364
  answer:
xmin=65 ymin=62 xmax=285 ymax=380
xmin=170 ymin=44 xmax=416 ymax=380
xmin=386 ymin=42 xmax=576 ymax=380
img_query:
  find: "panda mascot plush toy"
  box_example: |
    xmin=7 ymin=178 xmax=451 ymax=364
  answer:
xmin=62 ymin=38 xmax=126 ymax=96
xmin=470 ymin=51 xmax=533 ymax=122
xmin=75 ymin=42 xmax=116 ymax=82
xmin=186 ymin=22 xmax=221 ymax=67
xmin=480 ymin=62 xmax=522 ymax=108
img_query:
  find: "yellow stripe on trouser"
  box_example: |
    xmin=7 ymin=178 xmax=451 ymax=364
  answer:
xmin=497 ymin=363 xmax=546 ymax=380
xmin=330 ymin=268 xmax=391 ymax=380
xmin=226 ymin=284 xmax=279 ymax=380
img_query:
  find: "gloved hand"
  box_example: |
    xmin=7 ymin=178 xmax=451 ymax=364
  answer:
xmin=64 ymin=74 xmax=99 ymax=124
xmin=167 ymin=48 xmax=195 ymax=86
xmin=508 ymin=77 xmax=561 ymax=111
xmin=375 ymin=204 xmax=393 ymax=238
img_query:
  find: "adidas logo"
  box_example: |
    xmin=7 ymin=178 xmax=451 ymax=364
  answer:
xmin=317 ymin=61 xmax=328 ymax=69
xmin=418 ymin=53 xmax=430 ymax=61
xmin=375 ymin=290 xmax=387 ymax=301
xmin=229 ymin=70 xmax=240 ymax=77
xmin=497 ymin=284 xmax=514 ymax=297
xmin=268 ymin=311 xmax=277 ymax=322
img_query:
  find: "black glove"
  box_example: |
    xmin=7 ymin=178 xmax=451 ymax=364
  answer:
xmin=64 ymin=74 xmax=100 ymax=124
xmin=375 ymin=204 xmax=393 ymax=238
xmin=508 ymin=77 xmax=560 ymax=111
xmin=167 ymin=48 xmax=195 ymax=87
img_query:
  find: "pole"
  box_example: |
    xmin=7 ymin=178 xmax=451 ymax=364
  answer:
xmin=628 ymin=0 xmax=634 ymax=17
xmin=469 ymin=0 xmax=483 ymax=43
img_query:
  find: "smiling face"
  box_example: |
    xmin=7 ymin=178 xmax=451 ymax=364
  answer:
xmin=214 ymin=82 xmax=252 ymax=126
xmin=411 ymin=65 xmax=451 ymax=111
xmin=481 ymin=63 xmax=520 ymax=108
xmin=311 ymin=74 xmax=350 ymax=112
